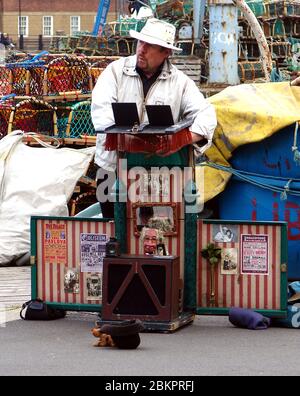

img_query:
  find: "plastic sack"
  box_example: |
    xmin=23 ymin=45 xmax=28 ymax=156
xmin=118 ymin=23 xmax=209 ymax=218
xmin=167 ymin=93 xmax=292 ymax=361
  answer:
xmin=0 ymin=131 xmax=95 ymax=265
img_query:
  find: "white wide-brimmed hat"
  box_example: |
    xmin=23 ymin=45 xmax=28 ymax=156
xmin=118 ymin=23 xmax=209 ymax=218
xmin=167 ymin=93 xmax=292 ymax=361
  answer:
xmin=130 ymin=18 xmax=182 ymax=52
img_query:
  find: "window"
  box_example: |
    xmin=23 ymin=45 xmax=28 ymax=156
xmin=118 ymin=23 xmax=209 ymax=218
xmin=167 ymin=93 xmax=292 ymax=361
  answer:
xmin=43 ymin=16 xmax=53 ymax=37
xmin=70 ymin=16 xmax=81 ymax=35
xmin=18 ymin=16 xmax=28 ymax=37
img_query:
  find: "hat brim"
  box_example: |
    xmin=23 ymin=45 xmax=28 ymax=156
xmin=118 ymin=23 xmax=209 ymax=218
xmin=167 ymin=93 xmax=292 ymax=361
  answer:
xmin=129 ymin=30 xmax=182 ymax=52
xmin=101 ymin=320 xmax=145 ymax=336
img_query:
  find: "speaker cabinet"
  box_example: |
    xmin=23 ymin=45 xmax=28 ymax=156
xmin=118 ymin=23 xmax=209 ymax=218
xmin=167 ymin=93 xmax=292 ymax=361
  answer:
xmin=102 ymin=255 xmax=181 ymax=322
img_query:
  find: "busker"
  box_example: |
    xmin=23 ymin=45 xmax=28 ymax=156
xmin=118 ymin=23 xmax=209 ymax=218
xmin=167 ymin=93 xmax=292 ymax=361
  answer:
xmin=91 ymin=18 xmax=217 ymax=217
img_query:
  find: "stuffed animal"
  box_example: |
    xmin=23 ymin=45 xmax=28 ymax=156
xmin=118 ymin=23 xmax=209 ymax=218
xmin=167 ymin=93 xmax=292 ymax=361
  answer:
xmin=91 ymin=327 xmax=115 ymax=347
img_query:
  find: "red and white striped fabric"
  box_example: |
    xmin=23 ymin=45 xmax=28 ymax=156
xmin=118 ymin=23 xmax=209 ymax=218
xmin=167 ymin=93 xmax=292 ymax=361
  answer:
xmin=36 ymin=219 xmax=115 ymax=305
xmin=197 ymin=222 xmax=282 ymax=310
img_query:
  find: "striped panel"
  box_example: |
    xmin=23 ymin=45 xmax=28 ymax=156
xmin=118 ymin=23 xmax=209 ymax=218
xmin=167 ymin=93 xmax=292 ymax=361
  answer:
xmin=126 ymin=169 xmax=185 ymax=220
xmin=197 ymin=222 xmax=282 ymax=310
xmin=36 ymin=219 xmax=115 ymax=306
xmin=127 ymin=219 xmax=185 ymax=279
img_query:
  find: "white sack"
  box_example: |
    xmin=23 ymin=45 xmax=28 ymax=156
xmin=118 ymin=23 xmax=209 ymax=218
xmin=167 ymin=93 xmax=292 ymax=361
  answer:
xmin=0 ymin=131 xmax=96 ymax=265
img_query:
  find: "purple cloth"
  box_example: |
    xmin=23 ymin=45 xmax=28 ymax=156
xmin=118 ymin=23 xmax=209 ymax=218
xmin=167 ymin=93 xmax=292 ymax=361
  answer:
xmin=229 ymin=307 xmax=271 ymax=330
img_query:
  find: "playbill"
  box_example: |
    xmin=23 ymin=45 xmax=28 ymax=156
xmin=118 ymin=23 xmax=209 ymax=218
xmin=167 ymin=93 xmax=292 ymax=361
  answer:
xmin=43 ymin=223 xmax=67 ymax=265
xmin=241 ymin=234 xmax=269 ymax=275
xmin=80 ymin=233 xmax=107 ymax=273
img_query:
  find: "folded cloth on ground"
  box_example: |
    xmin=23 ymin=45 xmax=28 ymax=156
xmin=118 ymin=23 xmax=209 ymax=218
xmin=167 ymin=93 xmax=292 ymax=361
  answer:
xmin=229 ymin=307 xmax=271 ymax=330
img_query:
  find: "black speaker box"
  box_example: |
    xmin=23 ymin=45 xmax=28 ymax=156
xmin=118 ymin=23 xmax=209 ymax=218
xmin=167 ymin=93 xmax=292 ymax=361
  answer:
xmin=102 ymin=255 xmax=181 ymax=321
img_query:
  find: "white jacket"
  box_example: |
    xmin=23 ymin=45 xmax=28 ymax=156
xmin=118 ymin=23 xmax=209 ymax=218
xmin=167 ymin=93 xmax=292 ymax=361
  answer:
xmin=91 ymin=55 xmax=217 ymax=171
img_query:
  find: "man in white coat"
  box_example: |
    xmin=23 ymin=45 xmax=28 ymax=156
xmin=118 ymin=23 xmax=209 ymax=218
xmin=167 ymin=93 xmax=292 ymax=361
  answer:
xmin=91 ymin=18 xmax=217 ymax=217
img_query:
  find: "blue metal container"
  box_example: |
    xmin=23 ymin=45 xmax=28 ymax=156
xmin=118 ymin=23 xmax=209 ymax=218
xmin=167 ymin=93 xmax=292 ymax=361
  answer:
xmin=231 ymin=124 xmax=299 ymax=178
xmin=218 ymin=173 xmax=300 ymax=279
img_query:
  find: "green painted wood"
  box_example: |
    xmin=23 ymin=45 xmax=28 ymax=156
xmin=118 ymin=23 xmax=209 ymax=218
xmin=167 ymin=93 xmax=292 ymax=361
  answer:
xmin=196 ymin=308 xmax=287 ymax=317
xmin=30 ymin=217 xmax=37 ymax=299
xmin=184 ymin=181 xmax=198 ymax=311
xmin=46 ymin=302 xmax=101 ymax=312
xmin=126 ymin=147 xmax=189 ymax=169
xmin=31 ymin=216 xmax=112 ymax=223
xmin=114 ymin=178 xmax=127 ymax=254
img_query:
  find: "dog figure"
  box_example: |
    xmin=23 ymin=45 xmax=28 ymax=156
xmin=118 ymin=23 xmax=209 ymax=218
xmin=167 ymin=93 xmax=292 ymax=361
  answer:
xmin=91 ymin=327 xmax=115 ymax=347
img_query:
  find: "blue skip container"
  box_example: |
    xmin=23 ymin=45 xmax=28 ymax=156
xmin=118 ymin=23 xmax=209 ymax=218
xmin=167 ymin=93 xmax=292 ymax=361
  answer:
xmin=231 ymin=123 xmax=299 ymax=178
xmin=218 ymin=172 xmax=300 ymax=279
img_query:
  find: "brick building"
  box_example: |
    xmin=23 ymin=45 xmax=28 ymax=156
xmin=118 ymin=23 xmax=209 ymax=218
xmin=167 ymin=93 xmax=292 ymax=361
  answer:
xmin=0 ymin=0 xmax=124 ymax=48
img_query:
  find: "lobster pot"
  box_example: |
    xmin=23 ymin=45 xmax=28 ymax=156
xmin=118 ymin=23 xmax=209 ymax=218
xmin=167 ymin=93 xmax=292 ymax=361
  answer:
xmin=65 ymin=101 xmax=95 ymax=138
xmin=8 ymin=66 xmax=28 ymax=95
xmin=265 ymin=0 xmax=300 ymax=18
xmin=55 ymin=102 xmax=73 ymax=137
xmin=238 ymin=61 xmax=276 ymax=82
xmin=28 ymin=67 xmax=45 ymax=96
xmin=44 ymin=56 xmax=92 ymax=96
xmin=0 ymin=66 xmax=12 ymax=96
xmin=90 ymin=56 xmax=120 ymax=86
xmin=243 ymin=0 xmax=266 ymax=17
xmin=0 ymin=102 xmax=13 ymax=140
xmin=218 ymin=174 xmax=300 ymax=280
xmin=10 ymin=99 xmax=57 ymax=136
xmin=270 ymin=39 xmax=291 ymax=59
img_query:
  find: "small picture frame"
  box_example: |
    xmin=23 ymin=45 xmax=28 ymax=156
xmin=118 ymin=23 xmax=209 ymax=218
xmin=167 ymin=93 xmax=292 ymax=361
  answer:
xmin=132 ymin=202 xmax=179 ymax=237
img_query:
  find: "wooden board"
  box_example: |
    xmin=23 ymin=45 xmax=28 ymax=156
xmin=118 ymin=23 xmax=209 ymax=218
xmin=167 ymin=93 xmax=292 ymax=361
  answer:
xmin=0 ymin=267 xmax=31 ymax=307
xmin=171 ymin=56 xmax=202 ymax=83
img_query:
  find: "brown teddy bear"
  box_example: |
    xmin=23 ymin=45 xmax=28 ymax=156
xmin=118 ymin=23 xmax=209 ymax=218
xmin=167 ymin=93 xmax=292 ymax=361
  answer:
xmin=91 ymin=327 xmax=115 ymax=347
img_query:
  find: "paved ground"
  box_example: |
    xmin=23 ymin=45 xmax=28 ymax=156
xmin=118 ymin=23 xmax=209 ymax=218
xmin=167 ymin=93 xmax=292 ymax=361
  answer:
xmin=1 ymin=266 xmax=299 ymax=377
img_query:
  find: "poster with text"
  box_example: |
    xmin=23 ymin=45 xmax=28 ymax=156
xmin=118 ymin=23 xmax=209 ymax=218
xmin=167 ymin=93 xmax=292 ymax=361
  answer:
xmin=241 ymin=235 xmax=269 ymax=275
xmin=80 ymin=233 xmax=107 ymax=273
xmin=43 ymin=223 xmax=67 ymax=265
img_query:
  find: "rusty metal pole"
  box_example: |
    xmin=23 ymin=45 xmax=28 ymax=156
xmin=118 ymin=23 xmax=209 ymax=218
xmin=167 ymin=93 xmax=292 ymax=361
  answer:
xmin=232 ymin=0 xmax=272 ymax=81
xmin=208 ymin=0 xmax=240 ymax=85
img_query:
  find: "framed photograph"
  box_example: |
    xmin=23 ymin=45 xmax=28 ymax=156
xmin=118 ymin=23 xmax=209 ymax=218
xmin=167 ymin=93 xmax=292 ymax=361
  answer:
xmin=221 ymin=248 xmax=238 ymax=275
xmin=64 ymin=268 xmax=80 ymax=294
xmin=86 ymin=274 xmax=102 ymax=302
xmin=213 ymin=224 xmax=238 ymax=243
xmin=132 ymin=202 xmax=179 ymax=236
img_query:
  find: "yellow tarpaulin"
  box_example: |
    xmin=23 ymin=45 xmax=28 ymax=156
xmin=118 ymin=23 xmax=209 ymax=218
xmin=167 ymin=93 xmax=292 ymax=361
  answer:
xmin=196 ymin=82 xmax=300 ymax=202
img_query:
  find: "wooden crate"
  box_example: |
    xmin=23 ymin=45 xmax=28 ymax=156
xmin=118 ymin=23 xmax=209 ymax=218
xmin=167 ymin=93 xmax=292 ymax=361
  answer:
xmin=171 ymin=56 xmax=203 ymax=83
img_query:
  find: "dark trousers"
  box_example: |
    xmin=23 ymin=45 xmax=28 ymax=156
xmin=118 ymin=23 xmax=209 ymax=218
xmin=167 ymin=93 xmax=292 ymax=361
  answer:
xmin=96 ymin=171 xmax=115 ymax=219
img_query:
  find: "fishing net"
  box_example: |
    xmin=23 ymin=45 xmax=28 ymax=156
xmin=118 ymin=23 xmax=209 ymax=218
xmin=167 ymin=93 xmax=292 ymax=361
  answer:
xmin=65 ymin=101 xmax=95 ymax=138
xmin=0 ymin=67 xmax=12 ymax=96
xmin=45 ymin=56 xmax=92 ymax=96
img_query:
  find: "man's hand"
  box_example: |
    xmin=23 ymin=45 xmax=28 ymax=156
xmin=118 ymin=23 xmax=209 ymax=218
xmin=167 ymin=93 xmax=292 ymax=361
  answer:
xmin=291 ymin=76 xmax=300 ymax=86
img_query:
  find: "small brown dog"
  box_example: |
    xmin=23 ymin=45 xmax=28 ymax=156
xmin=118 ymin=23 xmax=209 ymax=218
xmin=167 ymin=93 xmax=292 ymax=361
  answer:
xmin=91 ymin=327 xmax=115 ymax=347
